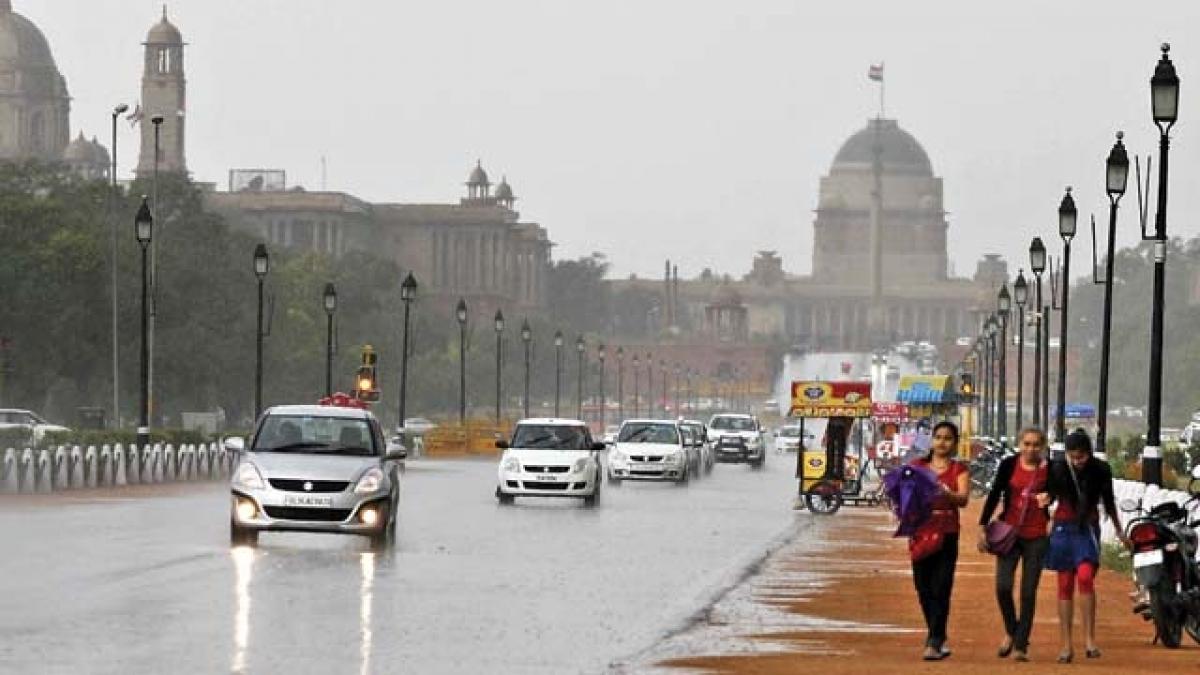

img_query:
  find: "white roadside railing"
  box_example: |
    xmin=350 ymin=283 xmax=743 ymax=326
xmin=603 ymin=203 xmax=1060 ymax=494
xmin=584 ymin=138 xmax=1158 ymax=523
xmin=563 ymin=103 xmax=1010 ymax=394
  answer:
xmin=0 ymin=442 xmax=235 ymax=494
xmin=1100 ymin=478 xmax=1200 ymax=545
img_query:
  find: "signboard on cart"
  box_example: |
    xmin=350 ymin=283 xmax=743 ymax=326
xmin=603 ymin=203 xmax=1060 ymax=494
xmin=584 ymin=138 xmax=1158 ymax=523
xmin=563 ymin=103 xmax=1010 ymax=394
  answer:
xmin=789 ymin=381 xmax=872 ymax=418
xmin=871 ymin=401 xmax=909 ymax=424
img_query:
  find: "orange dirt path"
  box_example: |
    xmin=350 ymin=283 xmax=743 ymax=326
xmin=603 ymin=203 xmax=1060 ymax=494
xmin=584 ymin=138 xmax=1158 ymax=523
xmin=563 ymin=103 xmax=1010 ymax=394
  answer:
xmin=662 ymin=504 xmax=1199 ymax=674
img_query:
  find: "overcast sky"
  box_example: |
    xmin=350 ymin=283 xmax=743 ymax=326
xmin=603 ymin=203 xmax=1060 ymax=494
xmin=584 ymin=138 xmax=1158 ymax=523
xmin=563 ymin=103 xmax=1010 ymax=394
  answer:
xmin=25 ymin=0 xmax=1200 ymax=281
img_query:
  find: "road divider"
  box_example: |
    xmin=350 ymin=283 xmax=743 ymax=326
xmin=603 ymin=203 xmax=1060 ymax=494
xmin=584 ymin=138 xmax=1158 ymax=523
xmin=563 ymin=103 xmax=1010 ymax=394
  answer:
xmin=0 ymin=441 xmax=236 ymax=495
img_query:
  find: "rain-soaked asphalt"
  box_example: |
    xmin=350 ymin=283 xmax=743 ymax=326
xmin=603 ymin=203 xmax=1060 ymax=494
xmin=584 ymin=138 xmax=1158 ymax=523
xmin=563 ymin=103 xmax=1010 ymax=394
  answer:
xmin=0 ymin=452 xmax=808 ymax=675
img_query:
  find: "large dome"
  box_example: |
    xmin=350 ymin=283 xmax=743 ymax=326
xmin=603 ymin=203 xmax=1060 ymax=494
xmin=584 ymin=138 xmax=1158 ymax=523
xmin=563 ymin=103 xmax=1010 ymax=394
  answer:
xmin=831 ymin=118 xmax=932 ymax=176
xmin=0 ymin=3 xmax=67 ymax=98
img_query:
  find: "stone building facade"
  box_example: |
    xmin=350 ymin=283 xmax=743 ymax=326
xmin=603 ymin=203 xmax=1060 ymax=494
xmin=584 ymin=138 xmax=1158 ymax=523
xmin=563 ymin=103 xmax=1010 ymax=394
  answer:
xmin=0 ymin=1 xmax=71 ymax=162
xmin=136 ymin=9 xmax=186 ymax=176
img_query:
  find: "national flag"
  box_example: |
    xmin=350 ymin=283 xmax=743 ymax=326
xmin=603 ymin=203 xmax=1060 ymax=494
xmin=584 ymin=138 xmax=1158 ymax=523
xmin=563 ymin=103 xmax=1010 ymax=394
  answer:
xmin=125 ymin=104 xmax=143 ymax=126
xmin=868 ymin=63 xmax=884 ymax=82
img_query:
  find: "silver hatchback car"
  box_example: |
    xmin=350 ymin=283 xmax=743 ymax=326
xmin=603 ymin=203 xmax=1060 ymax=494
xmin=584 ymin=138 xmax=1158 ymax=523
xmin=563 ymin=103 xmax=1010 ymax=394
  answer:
xmin=227 ymin=405 xmax=406 ymax=548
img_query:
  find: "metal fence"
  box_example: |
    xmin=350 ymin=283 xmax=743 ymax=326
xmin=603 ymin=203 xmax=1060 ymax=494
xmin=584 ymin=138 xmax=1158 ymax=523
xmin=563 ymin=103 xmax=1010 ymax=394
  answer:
xmin=0 ymin=442 xmax=235 ymax=494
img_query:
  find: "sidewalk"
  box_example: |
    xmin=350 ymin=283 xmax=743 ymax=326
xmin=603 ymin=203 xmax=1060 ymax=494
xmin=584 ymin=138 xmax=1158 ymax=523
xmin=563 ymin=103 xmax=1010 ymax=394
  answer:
xmin=661 ymin=503 xmax=1199 ymax=674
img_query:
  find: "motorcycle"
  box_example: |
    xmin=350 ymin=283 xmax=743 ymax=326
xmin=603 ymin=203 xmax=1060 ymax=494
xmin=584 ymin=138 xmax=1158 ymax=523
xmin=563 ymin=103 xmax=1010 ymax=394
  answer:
xmin=1124 ymin=465 xmax=1200 ymax=648
xmin=968 ymin=442 xmax=1007 ymax=498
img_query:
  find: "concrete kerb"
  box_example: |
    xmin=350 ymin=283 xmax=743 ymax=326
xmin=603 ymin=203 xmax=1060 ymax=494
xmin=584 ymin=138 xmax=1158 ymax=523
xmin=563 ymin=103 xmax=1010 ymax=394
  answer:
xmin=1 ymin=448 xmax=16 ymax=493
xmin=0 ymin=441 xmax=228 ymax=497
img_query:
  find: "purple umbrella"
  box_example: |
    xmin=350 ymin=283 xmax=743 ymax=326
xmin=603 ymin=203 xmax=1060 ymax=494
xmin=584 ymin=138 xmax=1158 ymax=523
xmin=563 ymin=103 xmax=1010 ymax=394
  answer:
xmin=883 ymin=463 xmax=941 ymax=537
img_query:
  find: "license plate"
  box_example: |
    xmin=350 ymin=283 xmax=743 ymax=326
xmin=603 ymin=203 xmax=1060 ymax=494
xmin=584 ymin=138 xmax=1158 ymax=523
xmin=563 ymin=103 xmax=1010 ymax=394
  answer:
xmin=1134 ymin=549 xmax=1164 ymax=568
xmin=535 ymin=474 xmax=558 ymax=481
xmin=283 ymin=494 xmax=334 ymax=508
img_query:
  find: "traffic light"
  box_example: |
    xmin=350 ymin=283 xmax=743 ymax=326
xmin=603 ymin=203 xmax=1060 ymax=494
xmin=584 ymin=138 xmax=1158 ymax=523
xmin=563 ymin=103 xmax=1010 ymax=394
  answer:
xmin=959 ymin=373 xmax=974 ymax=400
xmin=354 ymin=345 xmax=380 ymax=402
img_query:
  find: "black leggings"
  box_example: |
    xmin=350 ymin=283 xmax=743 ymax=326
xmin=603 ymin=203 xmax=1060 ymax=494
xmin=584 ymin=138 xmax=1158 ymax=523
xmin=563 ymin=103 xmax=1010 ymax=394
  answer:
xmin=996 ymin=536 xmax=1048 ymax=651
xmin=912 ymin=533 xmax=959 ymax=649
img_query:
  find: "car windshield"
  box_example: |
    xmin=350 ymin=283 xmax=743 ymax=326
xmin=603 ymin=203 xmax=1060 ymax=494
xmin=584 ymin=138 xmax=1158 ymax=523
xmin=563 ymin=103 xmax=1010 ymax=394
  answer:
xmin=618 ymin=422 xmax=680 ymax=444
xmin=253 ymin=414 xmax=377 ymax=456
xmin=778 ymin=427 xmax=802 ymax=438
xmin=511 ymin=424 xmax=591 ymax=450
xmin=711 ymin=416 xmax=755 ymax=431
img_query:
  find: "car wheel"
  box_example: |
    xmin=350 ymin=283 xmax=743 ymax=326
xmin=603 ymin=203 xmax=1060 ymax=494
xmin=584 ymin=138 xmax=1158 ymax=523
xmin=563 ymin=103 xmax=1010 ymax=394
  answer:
xmin=675 ymin=466 xmax=689 ymax=486
xmin=583 ymin=472 xmax=601 ymax=507
xmin=230 ymin=521 xmax=258 ymax=547
xmin=495 ymin=486 xmax=515 ymax=505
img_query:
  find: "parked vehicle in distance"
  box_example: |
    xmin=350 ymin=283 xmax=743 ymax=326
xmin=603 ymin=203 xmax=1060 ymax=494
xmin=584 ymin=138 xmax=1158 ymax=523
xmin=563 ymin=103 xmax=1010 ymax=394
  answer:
xmin=679 ymin=419 xmax=714 ymax=473
xmin=495 ymin=418 xmax=604 ymax=506
xmin=228 ymin=404 xmax=405 ymax=548
xmin=607 ymin=419 xmax=690 ymax=484
xmin=707 ymin=413 xmax=765 ymax=467
xmin=402 ymin=417 xmax=437 ymax=434
xmin=773 ymin=424 xmax=811 ymax=454
xmin=0 ymin=408 xmax=70 ymax=444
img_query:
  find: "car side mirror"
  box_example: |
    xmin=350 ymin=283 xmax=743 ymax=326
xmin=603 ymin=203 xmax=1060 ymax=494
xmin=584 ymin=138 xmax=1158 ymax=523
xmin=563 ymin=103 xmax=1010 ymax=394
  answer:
xmin=224 ymin=436 xmax=245 ymax=453
xmin=591 ymin=442 xmax=606 ymax=451
xmin=385 ymin=439 xmax=408 ymax=461
xmin=496 ymin=439 xmax=509 ymax=450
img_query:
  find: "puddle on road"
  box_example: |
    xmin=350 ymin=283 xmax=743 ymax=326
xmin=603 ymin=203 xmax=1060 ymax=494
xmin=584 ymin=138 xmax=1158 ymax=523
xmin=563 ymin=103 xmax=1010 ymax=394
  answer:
xmin=615 ymin=512 xmax=915 ymax=673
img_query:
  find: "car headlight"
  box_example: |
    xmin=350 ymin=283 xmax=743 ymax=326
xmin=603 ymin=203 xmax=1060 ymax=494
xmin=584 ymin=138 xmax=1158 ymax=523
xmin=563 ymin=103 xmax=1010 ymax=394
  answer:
xmin=662 ymin=452 xmax=682 ymax=464
xmin=233 ymin=462 xmax=265 ymax=490
xmin=355 ymin=467 xmax=385 ymax=494
xmin=502 ymin=456 xmax=521 ymax=472
xmin=572 ymin=458 xmax=588 ymax=473
xmin=610 ymin=449 xmax=626 ymax=462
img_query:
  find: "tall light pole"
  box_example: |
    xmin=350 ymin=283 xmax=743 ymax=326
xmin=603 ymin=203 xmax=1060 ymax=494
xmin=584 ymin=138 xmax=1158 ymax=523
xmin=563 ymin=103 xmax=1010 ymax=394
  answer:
xmin=109 ymin=103 xmax=128 ymax=427
xmin=148 ymin=114 xmax=163 ymax=427
xmin=553 ymin=330 xmax=563 ymax=417
xmin=135 ymin=198 xmax=153 ymax=451
xmin=660 ymin=359 xmax=668 ymax=416
xmin=1013 ymin=271 xmax=1028 ymax=432
xmin=323 ymin=283 xmax=337 ymax=397
xmin=522 ymin=320 xmax=533 ymax=419
xmin=646 ymin=352 xmax=654 ymax=417
xmin=1096 ymin=132 xmax=1129 ymax=455
xmin=616 ymin=347 xmax=625 ymax=422
xmin=997 ymin=285 xmax=1011 ymax=444
xmin=984 ymin=318 xmax=995 ymax=437
xmin=1144 ymin=44 xmax=1179 ymax=486
xmin=494 ymin=310 xmax=504 ymax=423
xmin=598 ymin=344 xmax=607 ymax=428
xmin=575 ymin=336 xmax=585 ymax=420
xmin=632 ymin=353 xmax=641 ymax=418
xmin=253 ymin=244 xmax=269 ymax=419
xmin=456 ymin=299 xmax=468 ymax=424
xmin=398 ymin=273 xmax=417 ymax=433
xmin=1055 ymin=187 xmax=1078 ymax=443
xmin=1029 ymin=238 xmax=1047 ymax=427
xmin=1044 ymin=259 xmax=1057 ymax=433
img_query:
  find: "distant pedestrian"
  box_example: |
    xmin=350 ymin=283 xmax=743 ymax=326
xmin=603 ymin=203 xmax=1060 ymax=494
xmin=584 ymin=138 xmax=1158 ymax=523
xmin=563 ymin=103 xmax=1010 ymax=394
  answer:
xmin=1037 ymin=429 xmax=1130 ymax=663
xmin=978 ymin=427 xmax=1049 ymax=662
xmin=908 ymin=420 xmax=970 ymax=660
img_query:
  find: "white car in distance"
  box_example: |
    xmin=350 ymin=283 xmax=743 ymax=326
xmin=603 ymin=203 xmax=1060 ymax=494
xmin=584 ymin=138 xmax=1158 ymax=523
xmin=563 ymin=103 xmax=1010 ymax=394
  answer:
xmin=607 ymin=420 xmax=690 ymax=484
xmin=495 ymin=418 xmax=605 ymax=507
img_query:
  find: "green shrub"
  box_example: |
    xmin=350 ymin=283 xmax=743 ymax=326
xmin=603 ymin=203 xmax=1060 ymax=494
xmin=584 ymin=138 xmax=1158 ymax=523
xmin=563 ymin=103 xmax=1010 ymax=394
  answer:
xmin=1101 ymin=542 xmax=1132 ymax=575
xmin=0 ymin=427 xmax=33 ymax=449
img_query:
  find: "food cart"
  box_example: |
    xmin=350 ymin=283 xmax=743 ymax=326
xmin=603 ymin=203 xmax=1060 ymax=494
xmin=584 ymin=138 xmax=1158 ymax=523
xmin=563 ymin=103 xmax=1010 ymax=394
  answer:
xmin=791 ymin=380 xmax=877 ymax=514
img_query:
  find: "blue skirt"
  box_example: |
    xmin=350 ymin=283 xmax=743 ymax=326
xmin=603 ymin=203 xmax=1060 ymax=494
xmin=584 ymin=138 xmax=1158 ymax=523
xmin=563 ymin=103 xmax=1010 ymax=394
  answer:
xmin=1044 ymin=521 xmax=1100 ymax=571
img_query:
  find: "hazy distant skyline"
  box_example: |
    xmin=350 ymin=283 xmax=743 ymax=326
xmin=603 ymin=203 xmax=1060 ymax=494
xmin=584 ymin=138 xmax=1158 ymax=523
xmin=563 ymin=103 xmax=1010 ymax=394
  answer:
xmin=26 ymin=0 xmax=1200 ymax=281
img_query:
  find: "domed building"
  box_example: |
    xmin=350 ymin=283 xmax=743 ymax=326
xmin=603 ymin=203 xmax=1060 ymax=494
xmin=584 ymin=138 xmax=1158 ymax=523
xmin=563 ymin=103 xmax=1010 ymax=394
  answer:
xmin=0 ymin=0 xmax=70 ymax=161
xmin=63 ymin=131 xmax=110 ymax=180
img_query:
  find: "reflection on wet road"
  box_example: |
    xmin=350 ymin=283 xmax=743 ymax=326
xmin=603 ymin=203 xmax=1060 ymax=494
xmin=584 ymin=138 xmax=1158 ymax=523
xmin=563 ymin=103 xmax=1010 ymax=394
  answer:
xmin=0 ymin=455 xmax=806 ymax=674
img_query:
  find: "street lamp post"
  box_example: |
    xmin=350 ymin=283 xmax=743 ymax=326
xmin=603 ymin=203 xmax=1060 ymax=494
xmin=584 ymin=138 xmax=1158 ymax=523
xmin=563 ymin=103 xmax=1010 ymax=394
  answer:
xmin=109 ymin=103 xmax=128 ymax=427
xmin=323 ymin=283 xmax=337 ymax=397
xmin=598 ymin=344 xmax=606 ymax=428
xmin=1029 ymin=238 xmax=1047 ymax=428
xmin=632 ymin=354 xmax=640 ymax=418
xmin=253 ymin=244 xmax=269 ymax=419
xmin=1013 ymin=271 xmax=1028 ymax=432
xmin=1055 ymin=188 xmax=1078 ymax=443
xmin=984 ymin=319 xmax=995 ymax=437
xmin=575 ymin=336 xmax=585 ymax=420
xmin=616 ymin=347 xmax=624 ymax=422
xmin=646 ymin=353 xmax=654 ymax=416
xmin=1096 ymin=132 xmax=1129 ymax=455
xmin=1144 ymin=44 xmax=1179 ymax=486
xmin=494 ymin=310 xmax=505 ymax=423
xmin=522 ymin=320 xmax=532 ymax=419
xmin=660 ymin=359 xmax=668 ymax=416
xmin=398 ymin=273 xmax=417 ymax=434
xmin=998 ymin=285 xmax=1011 ymax=444
xmin=456 ymin=299 xmax=468 ymax=424
xmin=135 ymin=198 xmax=153 ymax=452
xmin=553 ymin=331 xmax=563 ymax=417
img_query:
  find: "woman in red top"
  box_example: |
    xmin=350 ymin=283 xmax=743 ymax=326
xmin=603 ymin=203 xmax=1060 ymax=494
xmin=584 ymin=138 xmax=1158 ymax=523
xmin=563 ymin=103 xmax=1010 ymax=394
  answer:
xmin=978 ymin=427 xmax=1049 ymax=661
xmin=909 ymin=421 xmax=970 ymax=661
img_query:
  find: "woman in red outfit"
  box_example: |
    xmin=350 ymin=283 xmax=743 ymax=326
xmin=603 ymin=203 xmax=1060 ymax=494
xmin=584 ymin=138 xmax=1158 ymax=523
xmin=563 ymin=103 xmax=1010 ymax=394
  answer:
xmin=909 ymin=421 xmax=970 ymax=661
xmin=978 ymin=427 xmax=1049 ymax=661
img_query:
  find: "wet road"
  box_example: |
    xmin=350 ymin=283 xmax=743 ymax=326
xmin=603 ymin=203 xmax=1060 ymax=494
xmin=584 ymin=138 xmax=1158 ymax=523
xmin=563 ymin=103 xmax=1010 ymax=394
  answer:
xmin=1 ymin=453 xmax=806 ymax=674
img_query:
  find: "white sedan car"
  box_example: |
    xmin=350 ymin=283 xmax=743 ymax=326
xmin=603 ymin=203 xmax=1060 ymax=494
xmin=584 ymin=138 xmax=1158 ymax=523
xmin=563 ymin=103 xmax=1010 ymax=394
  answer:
xmin=607 ymin=419 xmax=690 ymax=484
xmin=0 ymin=409 xmax=70 ymax=444
xmin=495 ymin=418 xmax=605 ymax=507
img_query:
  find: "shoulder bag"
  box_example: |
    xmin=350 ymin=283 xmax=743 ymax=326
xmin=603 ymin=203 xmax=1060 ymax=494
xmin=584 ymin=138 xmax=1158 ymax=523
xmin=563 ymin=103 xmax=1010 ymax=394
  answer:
xmin=984 ymin=460 xmax=1042 ymax=556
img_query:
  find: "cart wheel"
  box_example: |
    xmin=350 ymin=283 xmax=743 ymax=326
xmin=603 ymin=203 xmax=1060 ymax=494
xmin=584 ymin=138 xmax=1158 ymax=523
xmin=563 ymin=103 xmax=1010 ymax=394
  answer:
xmin=804 ymin=481 xmax=843 ymax=515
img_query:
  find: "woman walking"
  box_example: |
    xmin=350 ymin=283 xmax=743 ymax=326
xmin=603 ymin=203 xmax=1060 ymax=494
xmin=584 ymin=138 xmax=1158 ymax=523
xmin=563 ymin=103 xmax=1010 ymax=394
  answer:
xmin=978 ymin=427 xmax=1049 ymax=661
xmin=1038 ymin=430 xmax=1129 ymax=663
xmin=909 ymin=421 xmax=970 ymax=660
